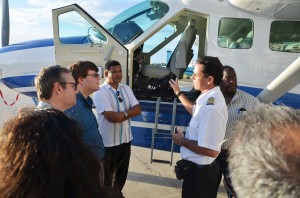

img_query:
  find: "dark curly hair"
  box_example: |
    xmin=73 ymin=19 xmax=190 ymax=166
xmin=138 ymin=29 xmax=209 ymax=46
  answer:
xmin=0 ymin=108 xmax=107 ymax=198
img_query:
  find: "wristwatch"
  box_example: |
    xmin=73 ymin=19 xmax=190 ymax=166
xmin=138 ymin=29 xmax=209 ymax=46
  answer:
xmin=124 ymin=111 xmax=128 ymax=118
xmin=176 ymin=91 xmax=183 ymax=97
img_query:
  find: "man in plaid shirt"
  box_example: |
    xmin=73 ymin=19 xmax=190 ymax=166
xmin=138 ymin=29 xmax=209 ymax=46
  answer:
xmin=216 ymin=65 xmax=261 ymax=197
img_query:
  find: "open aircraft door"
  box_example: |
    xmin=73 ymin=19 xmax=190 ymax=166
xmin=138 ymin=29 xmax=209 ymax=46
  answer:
xmin=52 ymin=4 xmax=128 ymax=83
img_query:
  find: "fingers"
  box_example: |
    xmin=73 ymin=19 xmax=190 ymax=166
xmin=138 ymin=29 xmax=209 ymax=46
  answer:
xmin=172 ymin=131 xmax=184 ymax=145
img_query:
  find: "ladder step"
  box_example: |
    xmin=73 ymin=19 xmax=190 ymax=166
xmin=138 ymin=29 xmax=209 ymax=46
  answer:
xmin=151 ymin=159 xmax=171 ymax=164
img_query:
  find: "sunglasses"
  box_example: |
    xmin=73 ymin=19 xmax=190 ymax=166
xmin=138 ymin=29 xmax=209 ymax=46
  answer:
xmin=59 ymin=82 xmax=78 ymax=91
xmin=116 ymin=91 xmax=123 ymax=103
xmin=86 ymin=73 xmax=100 ymax=78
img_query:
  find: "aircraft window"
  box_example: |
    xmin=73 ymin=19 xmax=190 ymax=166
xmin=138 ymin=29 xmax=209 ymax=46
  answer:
xmin=269 ymin=21 xmax=300 ymax=53
xmin=218 ymin=18 xmax=253 ymax=49
xmin=104 ymin=0 xmax=169 ymax=45
xmin=58 ymin=11 xmax=107 ymax=45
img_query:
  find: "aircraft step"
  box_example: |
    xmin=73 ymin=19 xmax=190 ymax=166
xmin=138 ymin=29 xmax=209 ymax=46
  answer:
xmin=150 ymin=97 xmax=177 ymax=166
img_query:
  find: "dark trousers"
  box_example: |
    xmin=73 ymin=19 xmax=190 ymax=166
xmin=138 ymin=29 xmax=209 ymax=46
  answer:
xmin=182 ymin=160 xmax=220 ymax=198
xmin=104 ymin=142 xmax=131 ymax=195
xmin=216 ymin=149 xmax=236 ymax=198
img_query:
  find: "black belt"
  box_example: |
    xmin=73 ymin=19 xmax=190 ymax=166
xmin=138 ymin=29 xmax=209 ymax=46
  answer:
xmin=185 ymin=159 xmax=217 ymax=169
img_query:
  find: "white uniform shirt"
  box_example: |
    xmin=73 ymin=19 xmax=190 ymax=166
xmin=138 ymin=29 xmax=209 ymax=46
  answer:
xmin=181 ymin=86 xmax=228 ymax=165
xmin=93 ymin=82 xmax=139 ymax=147
xmin=222 ymin=89 xmax=260 ymax=149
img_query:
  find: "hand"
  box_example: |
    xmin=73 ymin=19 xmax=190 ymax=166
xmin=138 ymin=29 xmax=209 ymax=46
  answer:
xmin=172 ymin=127 xmax=184 ymax=145
xmin=169 ymin=78 xmax=180 ymax=94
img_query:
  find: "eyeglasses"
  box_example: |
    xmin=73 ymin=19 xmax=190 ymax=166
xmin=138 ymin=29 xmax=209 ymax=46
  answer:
xmin=86 ymin=73 xmax=100 ymax=78
xmin=59 ymin=82 xmax=78 ymax=91
xmin=116 ymin=91 xmax=123 ymax=103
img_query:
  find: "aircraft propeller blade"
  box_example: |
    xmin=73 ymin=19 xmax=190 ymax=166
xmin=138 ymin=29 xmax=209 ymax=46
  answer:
xmin=1 ymin=0 xmax=10 ymax=47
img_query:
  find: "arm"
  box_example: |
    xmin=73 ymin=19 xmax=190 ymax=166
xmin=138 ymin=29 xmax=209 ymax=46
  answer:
xmin=103 ymin=104 xmax=141 ymax=123
xmin=169 ymin=78 xmax=194 ymax=115
xmin=172 ymin=128 xmax=219 ymax=158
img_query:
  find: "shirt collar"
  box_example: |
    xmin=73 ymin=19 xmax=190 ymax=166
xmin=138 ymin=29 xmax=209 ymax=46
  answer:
xmin=103 ymin=82 xmax=122 ymax=91
xmin=77 ymin=92 xmax=93 ymax=108
xmin=37 ymin=101 xmax=52 ymax=109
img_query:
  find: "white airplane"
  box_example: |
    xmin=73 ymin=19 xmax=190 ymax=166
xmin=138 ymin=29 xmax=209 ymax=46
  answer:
xmin=1 ymin=0 xmax=300 ymax=163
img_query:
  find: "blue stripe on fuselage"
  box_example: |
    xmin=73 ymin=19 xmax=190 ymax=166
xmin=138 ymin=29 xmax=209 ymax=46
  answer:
xmin=0 ymin=38 xmax=54 ymax=53
xmin=0 ymin=36 xmax=88 ymax=53
xmin=238 ymin=85 xmax=300 ymax=109
xmin=0 ymin=75 xmax=36 ymax=88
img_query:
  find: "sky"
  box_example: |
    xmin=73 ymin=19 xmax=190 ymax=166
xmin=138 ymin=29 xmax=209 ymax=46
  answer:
xmin=1 ymin=0 xmax=144 ymax=44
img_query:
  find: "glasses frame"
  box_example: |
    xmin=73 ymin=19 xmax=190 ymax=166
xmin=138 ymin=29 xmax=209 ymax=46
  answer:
xmin=59 ymin=82 xmax=78 ymax=91
xmin=86 ymin=73 xmax=100 ymax=78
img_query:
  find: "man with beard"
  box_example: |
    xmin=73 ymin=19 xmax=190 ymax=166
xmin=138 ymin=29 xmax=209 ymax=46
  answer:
xmin=216 ymin=65 xmax=260 ymax=197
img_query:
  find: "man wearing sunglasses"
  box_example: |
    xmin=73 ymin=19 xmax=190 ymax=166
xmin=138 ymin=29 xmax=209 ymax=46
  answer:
xmin=65 ymin=61 xmax=105 ymax=161
xmin=35 ymin=65 xmax=77 ymax=111
xmin=93 ymin=60 xmax=141 ymax=197
xmin=169 ymin=56 xmax=228 ymax=198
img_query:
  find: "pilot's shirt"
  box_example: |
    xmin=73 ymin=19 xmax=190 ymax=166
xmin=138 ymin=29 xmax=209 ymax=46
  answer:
xmin=181 ymin=86 xmax=228 ymax=165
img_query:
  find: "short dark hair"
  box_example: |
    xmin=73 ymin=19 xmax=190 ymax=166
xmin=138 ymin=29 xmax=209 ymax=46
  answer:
xmin=105 ymin=60 xmax=121 ymax=71
xmin=69 ymin=61 xmax=98 ymax=82
xmin=34 ymin=65 xmax=70 ymax=100
xmin=223 ymin=65 xmax=234 ymax=71
xmin=0 ymin=108 xmax=105 ymax=197
xmin=196 ymin=56 xmax=223 ymax=85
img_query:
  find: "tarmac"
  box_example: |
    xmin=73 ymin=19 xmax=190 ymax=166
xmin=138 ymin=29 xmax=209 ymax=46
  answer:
xmin=0 ymin=83 xmax=227 ymax=198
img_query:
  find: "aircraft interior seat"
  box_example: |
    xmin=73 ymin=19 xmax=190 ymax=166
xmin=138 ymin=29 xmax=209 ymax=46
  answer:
xmin=229 ymin=30 xmax=253 ymax=49
xmin=229 ymin=37 xmax=243 ymax=48
xmin=142 ymin=19 xmax=197 ymax=79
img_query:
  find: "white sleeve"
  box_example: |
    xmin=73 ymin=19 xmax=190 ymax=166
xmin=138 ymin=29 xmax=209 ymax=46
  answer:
xmin=197 ymin=107 xmax=225 ymax=151
xmin=93 ymin=89 xmax=114 ymax=114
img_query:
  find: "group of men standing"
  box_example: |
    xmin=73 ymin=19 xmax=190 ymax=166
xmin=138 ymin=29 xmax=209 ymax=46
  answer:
xmin=35 ymin=60 xmax=141 ymax=197
xmin=34 ymin=56 xmax=266 ymax=198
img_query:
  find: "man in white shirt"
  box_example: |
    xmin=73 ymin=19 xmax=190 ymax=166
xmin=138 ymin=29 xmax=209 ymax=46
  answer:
xmin=169 ymin=56 xmax=228 ymax=198
xmin=93 ymin=60 xmax=141 ymax=197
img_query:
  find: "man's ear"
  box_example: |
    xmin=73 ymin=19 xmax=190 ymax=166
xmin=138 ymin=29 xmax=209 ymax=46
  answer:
xmin=77 ymin=76 xmax=84 ymax=84
xmin=208 ymin=76 xmax=214 ymax=85
xmin=53 ymin=82 xmax=61 ymax=93
xmin=104 ymin=70 xmax=109 ymax=77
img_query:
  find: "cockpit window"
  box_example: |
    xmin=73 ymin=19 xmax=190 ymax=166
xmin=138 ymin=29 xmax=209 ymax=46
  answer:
xmin=269 ymin=21 xmax=300 ymax=53
xmin=58 ymin=11 xmax=107 ymax=45
xmin=104 ymin=0 xmax=169 ymax=45
xmin=218 ymin=18 xmax=253 ymax=49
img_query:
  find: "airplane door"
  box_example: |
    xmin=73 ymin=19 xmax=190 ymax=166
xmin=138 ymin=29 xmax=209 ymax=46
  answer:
xmin=52 ymin=4 xmax=128 ymax=83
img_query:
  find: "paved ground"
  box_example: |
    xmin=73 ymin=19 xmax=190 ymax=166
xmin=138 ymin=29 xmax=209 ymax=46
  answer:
xmin=0 ymin=83 xmax=227 ymax=198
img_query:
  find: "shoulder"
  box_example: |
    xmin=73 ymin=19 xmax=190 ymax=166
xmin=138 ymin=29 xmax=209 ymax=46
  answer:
xmin=94 ymin=85 xmax=110 ymax=96
xmin=236 ymin=89 xmax=260 ymax=105
xmin=237 ymin=89 xmax=258 ymax=100
xmin=120 ymin=84 xmax=135 ymax=94
xmin=120 ymin=83 xmax=131 ymax=90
